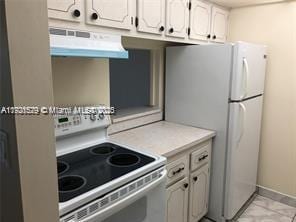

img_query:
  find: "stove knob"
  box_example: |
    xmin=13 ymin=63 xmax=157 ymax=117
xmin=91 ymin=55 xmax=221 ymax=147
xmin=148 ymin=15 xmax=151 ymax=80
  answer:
xmin=90 ymin=114 xmax=96 ymax=121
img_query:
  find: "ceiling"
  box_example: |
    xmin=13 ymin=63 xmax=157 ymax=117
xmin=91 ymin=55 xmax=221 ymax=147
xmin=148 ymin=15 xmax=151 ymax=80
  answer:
xmin=210 ymin=0 xmax=288 ymax=8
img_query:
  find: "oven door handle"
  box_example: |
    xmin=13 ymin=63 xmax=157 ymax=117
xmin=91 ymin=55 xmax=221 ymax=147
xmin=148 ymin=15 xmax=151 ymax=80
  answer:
xmin=81 ymin=169 xmax=167 ymax=222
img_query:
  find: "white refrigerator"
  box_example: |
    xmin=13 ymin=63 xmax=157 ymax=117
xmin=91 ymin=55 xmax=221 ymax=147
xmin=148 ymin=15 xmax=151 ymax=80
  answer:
xmin=165 ymin=42 xmax=267 ymax=221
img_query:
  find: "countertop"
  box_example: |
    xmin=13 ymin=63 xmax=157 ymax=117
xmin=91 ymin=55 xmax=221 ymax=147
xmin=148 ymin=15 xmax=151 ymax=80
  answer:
xmin=109 ymin=121 xmax=215 ymax=158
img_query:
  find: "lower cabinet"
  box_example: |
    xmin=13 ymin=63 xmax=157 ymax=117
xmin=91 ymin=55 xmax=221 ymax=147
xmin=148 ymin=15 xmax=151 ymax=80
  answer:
xmin=165 ymin=140 xmax=212 ymax=222
xmin=166 ymin=177 xmax=189 ymax=222
xmin=189 ymin=164 xmax=210 ymax=222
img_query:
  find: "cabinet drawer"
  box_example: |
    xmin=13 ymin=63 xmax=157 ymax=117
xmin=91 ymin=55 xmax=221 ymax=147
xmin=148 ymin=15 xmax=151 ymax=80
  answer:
xmin=166 ymin=155 xmax=189 ymax=185
xmin=190 ymin=141 xmax=211 ymax=172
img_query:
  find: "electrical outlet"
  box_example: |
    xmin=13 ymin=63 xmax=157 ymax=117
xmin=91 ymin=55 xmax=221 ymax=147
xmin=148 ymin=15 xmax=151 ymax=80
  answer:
xmin=0 ymin=130 xmax=9 ymax=168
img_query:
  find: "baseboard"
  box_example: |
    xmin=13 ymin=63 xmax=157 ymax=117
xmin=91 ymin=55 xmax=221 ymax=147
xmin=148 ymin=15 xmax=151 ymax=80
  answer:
xmin=257 ymin=185 xmax=296 ymax=208
xmin=230 ymin=192 xmax=257 ymax=221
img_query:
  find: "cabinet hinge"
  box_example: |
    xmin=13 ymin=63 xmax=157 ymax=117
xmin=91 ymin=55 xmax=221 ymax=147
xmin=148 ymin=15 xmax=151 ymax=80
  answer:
xmin=187 ymin=28 xmax=191 ymax=36
xmin=188 ymin=2 xmax=192 ymax=10
xmin=131 ymin=17 xmax=133 ymax=25
xmin=135 ymin=17 xmax=139 ymax=28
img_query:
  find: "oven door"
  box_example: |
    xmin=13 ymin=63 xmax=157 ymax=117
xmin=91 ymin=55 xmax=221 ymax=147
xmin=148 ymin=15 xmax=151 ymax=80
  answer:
xmin=82 ymin=170 xmax=167 ymax=222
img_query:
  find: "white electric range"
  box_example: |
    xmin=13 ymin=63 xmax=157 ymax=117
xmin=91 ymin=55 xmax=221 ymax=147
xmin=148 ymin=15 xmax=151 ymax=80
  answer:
xmin=54 ymin=107 xmax=167 ymax=222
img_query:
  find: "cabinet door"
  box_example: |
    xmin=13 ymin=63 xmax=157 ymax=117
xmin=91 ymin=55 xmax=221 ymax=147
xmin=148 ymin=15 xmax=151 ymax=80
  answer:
xmin=86 ymin=0 xmax=132 ymax=30
xmin=189 ymin=164 xmax=210 ymax=222
xmin=47 ymin=0 xmax=83 ymax=22
xmin=165 ymin=0 xmax=189 ymax=39
xmin=211 ymin=6 xmax=229 ymax=43
xmin=166 ymin=177 xmax=189 ymax=222
xmin=189 ymin=0 xmax=211 ymax=41
xmin=137 ymin=0 xmax=165 ymax=35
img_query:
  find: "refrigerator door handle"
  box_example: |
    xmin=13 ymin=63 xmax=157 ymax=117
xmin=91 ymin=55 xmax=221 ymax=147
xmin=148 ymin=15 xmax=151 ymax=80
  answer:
xmin=238 ymin=103 xmax=247 ymax=143
xmin=242 ymin=57 xmax=250 ymax=99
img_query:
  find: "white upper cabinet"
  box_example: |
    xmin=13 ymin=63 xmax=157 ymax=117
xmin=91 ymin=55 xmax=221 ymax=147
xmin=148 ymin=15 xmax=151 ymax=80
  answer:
xmin=86 ymin=0 xmax=132 ymax=30
xmin=189 ymin=1 xmax=228 ymax=42
xmin=47 ymin=0 xmax=83 ymax=22
xmin=137 ymin=0 xmax=165 ymax=35
xmin=211 ymin=6 xmax=229 ymax=42
xmin=47 ymin=0 xmax=229 ymax=43
xmin=189 ymin=164 xmax=210 ymax=222
xmin=165 ymin=0 xmax=189 ymax=39
xmin=189 ymin=0 xmax=212 ymax=41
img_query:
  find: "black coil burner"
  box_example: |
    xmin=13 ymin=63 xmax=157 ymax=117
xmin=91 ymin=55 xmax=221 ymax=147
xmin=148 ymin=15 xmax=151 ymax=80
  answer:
xmin=57 ymin=161 xmax=69 ymax=175
xmin=57 ymin=143 xmax=155 ymax=202
xmin=108 ymin=154 xmax=140 ymax=167
xmin=59 ymin=175 xmax=86 ymax=193
xmin=90 ymin=145 xmax=116 ymax=155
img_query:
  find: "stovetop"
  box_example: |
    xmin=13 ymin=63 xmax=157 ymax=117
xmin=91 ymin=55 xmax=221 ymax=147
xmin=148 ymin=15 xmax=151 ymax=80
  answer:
xmin=57 ymin=142 xmax=155 ymax=202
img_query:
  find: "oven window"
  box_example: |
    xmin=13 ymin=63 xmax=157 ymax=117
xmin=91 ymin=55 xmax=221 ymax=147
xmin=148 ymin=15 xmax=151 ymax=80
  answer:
xmin=102 ymin=197 xmax=147 ymax=222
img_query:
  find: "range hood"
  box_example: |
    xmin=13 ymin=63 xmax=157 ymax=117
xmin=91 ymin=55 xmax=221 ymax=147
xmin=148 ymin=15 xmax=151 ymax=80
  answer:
xmin=49 ymin=28 xmax=128 ymax=59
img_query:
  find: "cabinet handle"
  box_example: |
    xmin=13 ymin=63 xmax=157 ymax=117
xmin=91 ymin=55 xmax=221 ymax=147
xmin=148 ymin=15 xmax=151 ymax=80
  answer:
xmin=207 ymin=34 xmax=211 ymax=39
xmin=172 ymin=167 xmax=185 ymax=175
xmin=159 ymin=26 xmax=165 ymax=32
xmin=193 ymin=176 xmax=198 ymax=182
xmin=73 ymin=9 xmax=81 ymax=18
xmin=213 ymin=35 xmax=217 ymax=40
xmin=91 ymin=12 xmax=98 ymax=20
xmin=184 ymin=183 xmax=189 ymax=189
xmin=198 ymin=154 xmax=209 ymax=161
xmin=169 ymin=28 xmax=174 ymax=34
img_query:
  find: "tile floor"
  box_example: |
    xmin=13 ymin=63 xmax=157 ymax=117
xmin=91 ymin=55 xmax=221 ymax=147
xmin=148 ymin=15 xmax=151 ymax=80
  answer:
xmin=237 ymin=195 xmax=296 ymax=222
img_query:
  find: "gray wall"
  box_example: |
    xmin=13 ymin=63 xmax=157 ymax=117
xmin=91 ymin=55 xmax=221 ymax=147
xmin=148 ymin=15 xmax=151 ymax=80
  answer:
xmin=110 ymin=49 xmax=151 ymax=109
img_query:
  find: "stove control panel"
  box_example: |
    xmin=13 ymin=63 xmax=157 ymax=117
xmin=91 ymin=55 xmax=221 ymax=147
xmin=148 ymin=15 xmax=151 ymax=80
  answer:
xmin=54 ymin=107 xmax=110 ymax=138
xmin=55 ymin=114 xmax=82 ymax=130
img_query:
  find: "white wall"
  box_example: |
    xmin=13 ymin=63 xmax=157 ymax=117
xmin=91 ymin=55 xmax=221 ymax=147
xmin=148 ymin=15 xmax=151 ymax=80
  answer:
xmin=228 ymin=2 xmax=296 ymax=197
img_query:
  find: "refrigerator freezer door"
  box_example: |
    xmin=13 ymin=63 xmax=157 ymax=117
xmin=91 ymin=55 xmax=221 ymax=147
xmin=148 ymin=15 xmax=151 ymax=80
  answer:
xmin=231 ymin=42 xmax=267 ymax=101
xmin=224 ymin=96 xmax=263 ymax=220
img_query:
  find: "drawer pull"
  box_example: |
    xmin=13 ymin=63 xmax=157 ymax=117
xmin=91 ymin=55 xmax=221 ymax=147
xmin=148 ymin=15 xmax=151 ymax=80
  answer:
xmin=172 ymin=167 xmax=185 ymax=175
xmin=198 ymin=154 xmax=209 ymax=162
